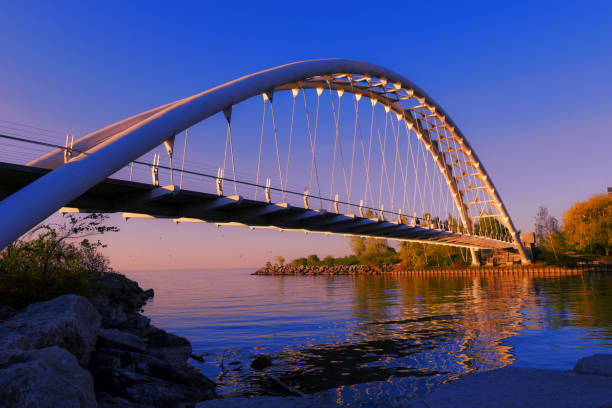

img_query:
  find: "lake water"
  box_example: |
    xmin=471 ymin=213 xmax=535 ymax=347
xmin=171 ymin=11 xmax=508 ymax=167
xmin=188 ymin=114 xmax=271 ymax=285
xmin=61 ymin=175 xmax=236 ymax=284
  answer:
xmin=124 ymin=269 xmax=612 ymax=402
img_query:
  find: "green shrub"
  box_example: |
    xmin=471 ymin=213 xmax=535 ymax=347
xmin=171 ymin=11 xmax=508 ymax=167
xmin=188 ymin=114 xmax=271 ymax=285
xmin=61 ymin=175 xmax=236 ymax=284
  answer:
xmin=0 ymin=213 xmax=117 ymax=308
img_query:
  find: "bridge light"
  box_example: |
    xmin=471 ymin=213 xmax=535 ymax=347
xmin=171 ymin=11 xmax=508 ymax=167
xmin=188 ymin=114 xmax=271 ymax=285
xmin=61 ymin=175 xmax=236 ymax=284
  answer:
xmin=262 ymin=93 xmax=269 ymax=103
xmin=355 ymin=93 xmax=362 ymax=102
xmin=316 ymin=87 xmax=323 ymax=96
xmin=371 ymin=98 xmax=377 ymax=107
xmin=395 ymin=112 xmax=402 ymax=121
xmin=337 ymin=89 xmax=344 ymax=98
xmin=291 ymin=88 xmax=299 ymax=98
xmin=384 ymin=105 xmax=391 ymax=113
xmin=380 ymin=78 xmax=387 ymax=86
xmin=393 ymin=82 xmax=401 ymax=90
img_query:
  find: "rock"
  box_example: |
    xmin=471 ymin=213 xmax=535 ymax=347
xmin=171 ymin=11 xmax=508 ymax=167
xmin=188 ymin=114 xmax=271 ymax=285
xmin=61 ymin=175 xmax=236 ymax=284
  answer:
xmin=99 ymin=305 xmax=129 ymax=328
xmin=119 ymin=350 xmax=216 ymax=391
xmin=98 ymin=328 xmax=148 ymax=353
xmin=89 ymin=272 xmax=154 ymax=316
xmin=0 ymin=305 xmax=17 ymax=322
xmin=120 ymin=315 xmax=151 ymax=331
xmin=0 ymin=294 xmax=101 ymax=366
xmin=0 ymin=346 xmax=96 ymax=408
xmin=251 ymin=354 xmax=273 ymax=370
xmin=147 ymin=332 xmax=192 ymax=365
xmin=89 ymin=352 xmax=122 ymax=377
xmin=423 ymin=367 xmax=612 ymax=408
xmin=574 ymin=354 xmax=612 ymax=377
xmin=97 ymin=392 xmax=155 ymax=408
xmin=124 ymin=378 xmax=215 ymax=406
xmin=190 ymin=353 xmax=205 ymax=362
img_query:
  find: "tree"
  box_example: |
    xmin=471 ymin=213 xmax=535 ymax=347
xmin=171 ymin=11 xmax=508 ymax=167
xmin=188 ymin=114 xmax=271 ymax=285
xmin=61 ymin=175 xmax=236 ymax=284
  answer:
xmin=535 ymin=206 xmax=560 ymax=245
xmin=0 ymin=213 xmax=118 ymax=308
xmin=306 ymin=254 xmax=321 ymax=265
xmin=563 ymin=194 xmax=611 ymax=256
xmin=275 ymin=256 xmax=285 ymax=266
xmin=322 ymin=255 xmax=335 ymax=266
xmin=534 ymin=206 xmax=561 ymax=262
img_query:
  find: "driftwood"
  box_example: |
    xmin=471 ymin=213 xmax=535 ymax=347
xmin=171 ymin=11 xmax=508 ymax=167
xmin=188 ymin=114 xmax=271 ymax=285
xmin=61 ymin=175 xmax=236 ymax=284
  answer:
xmin=266 ymin=374 xmax=305 ymax=397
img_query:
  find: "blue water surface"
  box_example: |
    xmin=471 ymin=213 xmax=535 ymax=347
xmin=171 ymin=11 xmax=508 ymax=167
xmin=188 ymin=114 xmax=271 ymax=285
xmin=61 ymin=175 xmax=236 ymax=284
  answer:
xmin=124 ymin=269 xmax=612 ymax=399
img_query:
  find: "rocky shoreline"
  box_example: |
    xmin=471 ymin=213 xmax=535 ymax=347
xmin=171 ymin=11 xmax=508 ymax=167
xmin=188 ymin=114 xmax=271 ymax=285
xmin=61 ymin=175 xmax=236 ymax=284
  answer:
xmin=253 ymin=264 xmax=610 ymax=276
xmin=253 ymin=264 xmax=396 ymax=276
xmin=0 ymin=272 xmax=216 ymax=408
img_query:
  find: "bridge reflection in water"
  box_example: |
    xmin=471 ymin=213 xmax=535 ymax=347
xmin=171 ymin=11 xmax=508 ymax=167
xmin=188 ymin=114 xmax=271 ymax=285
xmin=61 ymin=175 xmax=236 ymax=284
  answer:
xmin=125 ymin=269 xmax=612 ymax=402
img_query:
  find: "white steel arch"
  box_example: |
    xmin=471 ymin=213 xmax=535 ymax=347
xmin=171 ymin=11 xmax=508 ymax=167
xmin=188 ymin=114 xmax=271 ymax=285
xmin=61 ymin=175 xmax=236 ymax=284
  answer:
xmin=0 ymin=58 xmax=531 ymax=263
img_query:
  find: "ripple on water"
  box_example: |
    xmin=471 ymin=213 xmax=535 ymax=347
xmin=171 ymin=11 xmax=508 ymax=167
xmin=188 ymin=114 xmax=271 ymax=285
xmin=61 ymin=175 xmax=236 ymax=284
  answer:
xmin=123 ymin=269 xmax=612 ymax=400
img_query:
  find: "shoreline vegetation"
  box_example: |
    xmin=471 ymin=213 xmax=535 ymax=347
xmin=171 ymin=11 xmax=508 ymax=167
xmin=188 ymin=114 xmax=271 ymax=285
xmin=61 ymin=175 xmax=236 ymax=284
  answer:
xmin=260 ymin=193 xmax=611 ymax=274
xmin=0 ymin=214 xmax=217 ymax=407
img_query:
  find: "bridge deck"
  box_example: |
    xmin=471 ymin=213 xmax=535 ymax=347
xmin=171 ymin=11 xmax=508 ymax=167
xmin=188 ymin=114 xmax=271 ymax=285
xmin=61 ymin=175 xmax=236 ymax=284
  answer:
xmin=0 ymin=162 xmax=515 ymax=250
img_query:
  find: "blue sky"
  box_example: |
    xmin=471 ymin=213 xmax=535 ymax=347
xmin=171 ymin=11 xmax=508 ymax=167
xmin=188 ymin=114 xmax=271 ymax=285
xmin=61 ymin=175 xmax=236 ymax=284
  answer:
xmin=1 ymin=1 xmax=610 ymax=269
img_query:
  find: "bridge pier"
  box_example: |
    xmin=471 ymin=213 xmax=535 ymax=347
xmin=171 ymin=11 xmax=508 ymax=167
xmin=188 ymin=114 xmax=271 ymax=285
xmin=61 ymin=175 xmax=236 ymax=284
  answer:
xmin=470 ymin=248 xmax=481 ymax=266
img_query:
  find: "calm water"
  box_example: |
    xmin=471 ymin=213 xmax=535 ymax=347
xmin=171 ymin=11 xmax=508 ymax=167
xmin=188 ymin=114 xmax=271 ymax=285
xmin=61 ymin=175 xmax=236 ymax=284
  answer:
xmin=124 ymin=269 xmax=612 ymax=402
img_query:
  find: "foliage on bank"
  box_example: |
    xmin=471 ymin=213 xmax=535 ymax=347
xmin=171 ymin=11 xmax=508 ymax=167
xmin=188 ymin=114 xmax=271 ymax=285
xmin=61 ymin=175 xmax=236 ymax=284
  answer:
xmin=275 ymin=236 xmax=472 ymax=269
xmin=535 ymin=194 xmax=611 ymax=264
xmin=0 ymin=213 xmax=117 ymax=308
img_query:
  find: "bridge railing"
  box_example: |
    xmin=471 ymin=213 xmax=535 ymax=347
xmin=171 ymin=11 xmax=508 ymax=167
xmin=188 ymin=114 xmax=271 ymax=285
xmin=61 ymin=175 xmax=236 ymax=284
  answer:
xmin=0 ymin=128 xmax=501 ymax=239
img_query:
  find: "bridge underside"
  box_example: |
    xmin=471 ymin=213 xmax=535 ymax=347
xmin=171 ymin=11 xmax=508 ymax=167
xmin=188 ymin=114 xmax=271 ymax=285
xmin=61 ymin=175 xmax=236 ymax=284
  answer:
xmin=1 ymin=162 xmax=515 ymax=250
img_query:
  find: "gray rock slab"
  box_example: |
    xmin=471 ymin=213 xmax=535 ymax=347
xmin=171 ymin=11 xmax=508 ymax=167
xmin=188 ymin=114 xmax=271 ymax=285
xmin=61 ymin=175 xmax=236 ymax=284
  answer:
xmin=125 ymin=378 xmax=214 ymax=406
xmin=0 ymin=294 xmax=101 ymax=366
xmin=575 ymin=354 xmax=612 ymax=377
xmin=0 ymin=346 xmax=96 ymax=408
xmin=423 ymin=367 xmax=612 ymax=408
xmin=98 ymin=327 xmax=147 ymax=353
xmin=195 ymin=393 xmax=427 ymax=408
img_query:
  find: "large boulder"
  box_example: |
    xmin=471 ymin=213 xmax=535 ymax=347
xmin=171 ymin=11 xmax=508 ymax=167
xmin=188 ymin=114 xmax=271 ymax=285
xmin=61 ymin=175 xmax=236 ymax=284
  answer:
xmin=124 ymin=379 xmax=214 ymax=407
xmin=574 ymin=354 xmax=612 ymax=376
xmin=89 ymin=272 xmax=154 ymax=315
xmin=0 ymin=294 xmax=101 ymax=366
xmin=147 ymin=332 xmax=192 ymax=366
xmin=98 ymin=328 xmax=148 ymax=353
xmin=423 ymin=367 xmax=612 ymax=408
xmin=0 ymin=346 xmax=97 ymax=408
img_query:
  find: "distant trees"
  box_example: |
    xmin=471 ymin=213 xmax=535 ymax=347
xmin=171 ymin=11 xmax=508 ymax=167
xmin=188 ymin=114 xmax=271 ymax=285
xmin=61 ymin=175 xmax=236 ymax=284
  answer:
xmin=275 ymin=256 xmax=285 ymax=266
xmin=534 ymin=206 xmax=562 ymax=263
xmin=563 ymin=194 xmax=611 ymax=256
xmin=535 ymin=206 xmax=560 ymax=245
xmin=399 ymin=242 xmax=471 ymax=269
xmin=474 ymin=214 xmax=512 ymax=241
xmin=289 ymin=253 xmax=359 ymax=266
xmin=534 ymin=195 xmax=611 ymax=263
xmin=348 ymin=236 xmax=400 ymax=266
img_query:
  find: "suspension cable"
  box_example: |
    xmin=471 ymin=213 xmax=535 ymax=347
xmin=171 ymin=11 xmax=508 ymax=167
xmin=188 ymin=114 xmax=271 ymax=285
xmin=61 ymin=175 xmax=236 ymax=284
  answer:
xmin=255 ymin=96 xmax=267 ymax=200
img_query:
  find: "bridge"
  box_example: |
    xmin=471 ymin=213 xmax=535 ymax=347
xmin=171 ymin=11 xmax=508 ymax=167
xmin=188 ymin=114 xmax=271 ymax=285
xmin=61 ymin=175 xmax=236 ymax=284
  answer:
xmin=0 ymin=59 xmax=531 ymax=265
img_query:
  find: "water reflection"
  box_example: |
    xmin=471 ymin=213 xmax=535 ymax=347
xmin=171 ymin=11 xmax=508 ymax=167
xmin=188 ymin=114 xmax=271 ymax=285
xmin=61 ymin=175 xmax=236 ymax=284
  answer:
xmin=125 ymin=269 xmax=612 ymax=399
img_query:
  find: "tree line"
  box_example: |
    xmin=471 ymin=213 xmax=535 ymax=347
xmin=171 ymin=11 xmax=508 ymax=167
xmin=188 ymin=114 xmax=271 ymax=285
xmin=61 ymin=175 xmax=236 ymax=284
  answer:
xmin=272 ymin=193 xmax=611 ymax=268
xmin=534 ymin=193 xmax=611 ymax=264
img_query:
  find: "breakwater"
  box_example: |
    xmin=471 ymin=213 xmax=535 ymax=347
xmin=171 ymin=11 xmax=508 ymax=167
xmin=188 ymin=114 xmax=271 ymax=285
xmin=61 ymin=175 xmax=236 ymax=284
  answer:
xmin=253 ymin=263 xmax=611 ymax=276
